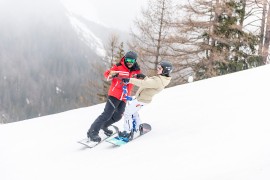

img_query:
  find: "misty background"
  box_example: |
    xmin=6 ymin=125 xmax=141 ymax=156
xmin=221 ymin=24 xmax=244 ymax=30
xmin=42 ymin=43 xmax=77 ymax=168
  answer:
xmin=1 ymin=0 xmax=268 ymax=123
xmin=0 ymin=0 xmax=131 ymax=122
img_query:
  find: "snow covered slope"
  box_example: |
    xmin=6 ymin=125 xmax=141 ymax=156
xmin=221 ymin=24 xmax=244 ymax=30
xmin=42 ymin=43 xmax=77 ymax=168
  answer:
xmin=1 ymin=65 xmax=270 ymax=180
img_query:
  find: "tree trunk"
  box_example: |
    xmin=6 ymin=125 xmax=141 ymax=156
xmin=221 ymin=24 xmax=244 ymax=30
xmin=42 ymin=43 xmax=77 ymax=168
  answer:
xmin=262 ymin=3 xmax=270 ymax=63
xmin=259 ymin=0 xmax=267 ymax=56
xmin=155 ymin=0 xmax=166 ymax=69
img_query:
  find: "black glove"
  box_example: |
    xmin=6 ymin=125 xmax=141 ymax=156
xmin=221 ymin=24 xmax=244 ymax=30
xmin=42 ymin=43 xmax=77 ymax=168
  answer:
xmin=122 ymin=78 xmax=130 ymax=83
xmin=111 ymin=73 xmax=119 ymax=78
xmin=136 ymin=73 xmax=146 ymax=79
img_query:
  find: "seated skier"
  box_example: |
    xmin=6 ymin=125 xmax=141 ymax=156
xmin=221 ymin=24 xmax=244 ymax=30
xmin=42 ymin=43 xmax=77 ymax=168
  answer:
xmin=118 ymin=60 xmax=173 ymax=141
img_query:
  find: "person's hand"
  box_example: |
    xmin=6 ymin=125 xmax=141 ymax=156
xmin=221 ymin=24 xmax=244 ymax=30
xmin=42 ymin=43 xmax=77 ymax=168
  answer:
xmin=109 ymin=71 xmax=119 ymax=78
xmin=122 ymin=78 xmax=130 ymax=84
xmin=136 ymin=74 xmax=146 ymax=79
xmin=111 ymin=73 xmax=119 ymax=78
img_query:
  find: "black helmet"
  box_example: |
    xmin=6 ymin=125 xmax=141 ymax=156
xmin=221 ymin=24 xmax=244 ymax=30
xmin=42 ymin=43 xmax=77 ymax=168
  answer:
xmin=125 ymin=51 xmax=137 ymax=60
xmin=159 ymin=60 xmax=173 ymax=76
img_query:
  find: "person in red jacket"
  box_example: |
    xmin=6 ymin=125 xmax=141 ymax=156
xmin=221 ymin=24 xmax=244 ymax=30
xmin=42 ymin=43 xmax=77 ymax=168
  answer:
xmin=87 ymin=51 xmax=141 ymax=142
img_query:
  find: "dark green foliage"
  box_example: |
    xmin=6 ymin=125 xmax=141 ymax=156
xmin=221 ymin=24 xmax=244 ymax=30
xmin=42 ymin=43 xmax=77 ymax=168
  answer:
xmin=196 ymin=0 xmax=261 ymax=79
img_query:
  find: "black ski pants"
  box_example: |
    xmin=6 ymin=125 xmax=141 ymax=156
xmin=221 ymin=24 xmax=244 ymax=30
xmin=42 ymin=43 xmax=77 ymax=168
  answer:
xmin=89 ymin=96 xmax=126 ymax=133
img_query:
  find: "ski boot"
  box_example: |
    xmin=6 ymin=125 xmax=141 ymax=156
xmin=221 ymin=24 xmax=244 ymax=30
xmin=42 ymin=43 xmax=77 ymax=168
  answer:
xmin=139 ymin=124 xmax=144 ymax=135
xmin=87 ymin=129 xmax=101 ymax=142
xmin=102 ymin=126 xmax=113 ymax=136
xmin=118 ymin=131 xmax=134 ymax=142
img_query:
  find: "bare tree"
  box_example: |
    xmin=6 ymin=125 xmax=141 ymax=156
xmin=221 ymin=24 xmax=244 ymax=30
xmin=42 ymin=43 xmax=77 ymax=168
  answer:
xmin=169 ymin=0 xmax=223 ymax=79
xmin=171 ymin=0 xmax=259 ymax=80
xmin=260 ymin=0 xmax=270 ymax=63
xmin=116 ymin=42 xmax=125 ymax=61
xmin=258 ymin=0 xmax=267 ymax=56
xmin=97 ymin=33 xmax=126 ymax=101
xmin=129 ymin=0 xmax=176 ymax=76
xmin=106 ymin=33 xmax=120 ymax=66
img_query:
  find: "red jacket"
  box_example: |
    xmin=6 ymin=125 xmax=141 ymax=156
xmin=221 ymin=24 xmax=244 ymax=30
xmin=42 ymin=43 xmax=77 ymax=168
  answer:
xmin=104 ymin=57 xmax=141 ymax=101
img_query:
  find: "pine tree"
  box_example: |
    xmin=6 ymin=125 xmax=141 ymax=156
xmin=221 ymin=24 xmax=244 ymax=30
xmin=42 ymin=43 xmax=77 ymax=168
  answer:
xmin=174 ymin=0 xmax=259 ymax=80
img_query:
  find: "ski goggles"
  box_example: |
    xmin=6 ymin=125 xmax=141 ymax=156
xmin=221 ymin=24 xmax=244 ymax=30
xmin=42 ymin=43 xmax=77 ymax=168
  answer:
xmin=125 ymin=58 xmax=136 ymax=63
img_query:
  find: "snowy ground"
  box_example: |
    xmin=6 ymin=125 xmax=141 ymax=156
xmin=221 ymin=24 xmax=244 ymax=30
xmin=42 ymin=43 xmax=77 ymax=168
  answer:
xmin=1 ymin=65 xmax=270 ymax=180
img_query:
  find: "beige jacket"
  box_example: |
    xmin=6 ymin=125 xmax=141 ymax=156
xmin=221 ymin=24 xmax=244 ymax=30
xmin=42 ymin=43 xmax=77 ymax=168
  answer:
xmin=129 ymin=75 xmax=171 ymax=103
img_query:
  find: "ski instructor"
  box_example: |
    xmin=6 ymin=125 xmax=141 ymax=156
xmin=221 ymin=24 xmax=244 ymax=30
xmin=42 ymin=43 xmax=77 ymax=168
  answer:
xmin=87 ymin=51 xmax=141 ymax=142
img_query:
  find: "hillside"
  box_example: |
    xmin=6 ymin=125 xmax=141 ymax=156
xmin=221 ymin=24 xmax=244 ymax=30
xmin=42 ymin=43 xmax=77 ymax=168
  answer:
xmin=0 ymin=0 xmax=129 ymax=122
xmin=0 ymin=65 xmax=270 ymax=180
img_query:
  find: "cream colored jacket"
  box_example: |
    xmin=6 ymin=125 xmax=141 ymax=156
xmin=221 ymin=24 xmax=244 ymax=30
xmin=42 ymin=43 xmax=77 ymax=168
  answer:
xmin=129 ymin=75 xmax=171 ymax=103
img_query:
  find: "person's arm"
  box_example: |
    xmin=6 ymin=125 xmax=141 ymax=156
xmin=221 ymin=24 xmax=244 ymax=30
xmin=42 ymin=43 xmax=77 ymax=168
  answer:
xmin=104 ymin=66 xmax=119 ymax=80
xmin=129 ymin=77 xmax=160 ymax=88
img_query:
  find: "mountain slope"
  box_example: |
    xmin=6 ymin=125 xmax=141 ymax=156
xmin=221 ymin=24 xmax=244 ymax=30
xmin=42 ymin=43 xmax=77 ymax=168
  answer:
xmin=0 ymin=65 xmax=270 ymax=180
xmin=0 ymin=0 xmax=123 ymax=122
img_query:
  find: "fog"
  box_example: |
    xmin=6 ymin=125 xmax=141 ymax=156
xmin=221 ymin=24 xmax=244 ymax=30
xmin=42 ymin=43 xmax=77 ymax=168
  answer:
xmin=61 ymin=0 xmax=147 ymax=31
xmin=0 ymin=0 xmax=105 ymax=122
